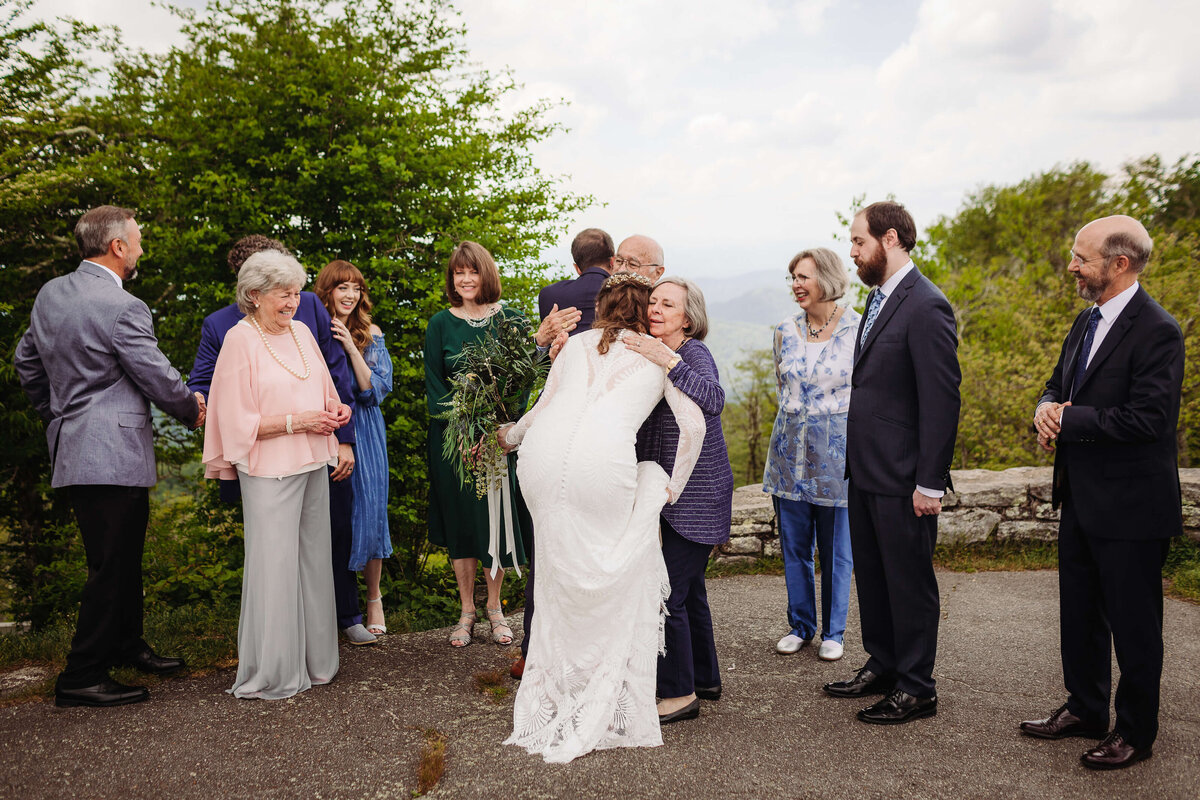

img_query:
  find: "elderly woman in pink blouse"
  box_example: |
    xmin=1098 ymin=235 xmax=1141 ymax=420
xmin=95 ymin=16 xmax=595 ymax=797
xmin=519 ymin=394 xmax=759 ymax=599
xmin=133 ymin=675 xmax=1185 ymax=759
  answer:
xmin=203 ymin=250 xmax=352 ymax=700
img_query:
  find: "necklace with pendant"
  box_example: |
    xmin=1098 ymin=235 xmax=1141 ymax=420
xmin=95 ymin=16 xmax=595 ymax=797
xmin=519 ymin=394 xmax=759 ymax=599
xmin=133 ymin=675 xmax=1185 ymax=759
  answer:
xmin=250 ymin=315 xmax=311 ymax=380
xmin=808 ymin=308 xmax=836 ymax=337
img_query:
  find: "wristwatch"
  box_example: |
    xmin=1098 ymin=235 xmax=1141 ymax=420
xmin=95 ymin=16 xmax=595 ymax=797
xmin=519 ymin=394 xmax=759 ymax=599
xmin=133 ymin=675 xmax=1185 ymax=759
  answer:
xmin=666 ymin=355 xmax=682 ymax=371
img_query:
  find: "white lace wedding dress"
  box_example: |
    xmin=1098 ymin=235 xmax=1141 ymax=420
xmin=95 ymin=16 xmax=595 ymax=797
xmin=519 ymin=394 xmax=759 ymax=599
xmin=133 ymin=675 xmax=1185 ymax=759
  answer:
xmin=502 ymin=329 xmax=705 ymax=763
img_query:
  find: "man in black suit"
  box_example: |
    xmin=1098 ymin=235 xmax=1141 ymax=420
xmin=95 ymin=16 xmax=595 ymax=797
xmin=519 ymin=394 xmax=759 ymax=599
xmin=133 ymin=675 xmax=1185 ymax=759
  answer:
xmin=537 ymin=227 xmax=615 ymax=334
xmin=823 ymin=201 xmax=961 ymax=725
xmin=1022 ymin=215 xmax=1184 ymax=770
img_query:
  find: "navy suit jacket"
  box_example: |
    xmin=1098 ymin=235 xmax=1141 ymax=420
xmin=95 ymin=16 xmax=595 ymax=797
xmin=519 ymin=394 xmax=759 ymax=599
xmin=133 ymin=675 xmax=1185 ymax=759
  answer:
xmin=1040 ymin=285 xmax=1183 ymax=539
xmin=188 ymin=292 xmax=356 ymax=444
xmin=846 ymin=266 xmax=961 ymax=496
xmin=538 ymin=266 xmax=610 ymax=333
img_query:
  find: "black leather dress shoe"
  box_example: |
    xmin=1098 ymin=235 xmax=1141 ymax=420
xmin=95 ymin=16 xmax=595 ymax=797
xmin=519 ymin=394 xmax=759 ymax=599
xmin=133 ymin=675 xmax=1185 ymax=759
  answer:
xmin=695 ymin=685 xmax=722 ymax=701
xmin=1020 ymin=704 xmax=1107 ymax=740
xmin=857 ymin=689 xmax=937 ymax=724
xmin=55 ymin=679 xmax=149 ymax=708
xmin=822 ymin=667 xmax=894 ymax=698
xmin=123 ymin=649 xmax=185 ymax=675
xmin=1081 ymin=732 xmax=1153 ymax=770
xmin=658 ymin=698 xmax=701 ymax=725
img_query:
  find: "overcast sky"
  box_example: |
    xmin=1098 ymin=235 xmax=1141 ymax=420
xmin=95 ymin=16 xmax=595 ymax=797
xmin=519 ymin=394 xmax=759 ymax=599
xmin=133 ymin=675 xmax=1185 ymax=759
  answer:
xmin=31 ymin=0 xmax=1200 ymax=278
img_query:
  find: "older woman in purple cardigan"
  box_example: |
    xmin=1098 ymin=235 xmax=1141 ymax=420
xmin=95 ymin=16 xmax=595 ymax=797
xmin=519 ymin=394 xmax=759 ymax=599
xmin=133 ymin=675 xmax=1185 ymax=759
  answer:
xmin=625 ymin=276 xmax=734 ymax=725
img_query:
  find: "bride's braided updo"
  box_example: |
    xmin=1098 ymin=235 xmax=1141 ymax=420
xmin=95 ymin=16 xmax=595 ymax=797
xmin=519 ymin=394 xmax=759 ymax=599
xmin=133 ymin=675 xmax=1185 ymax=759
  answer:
xmin=593 ymin=272 xmax=653 ymax=355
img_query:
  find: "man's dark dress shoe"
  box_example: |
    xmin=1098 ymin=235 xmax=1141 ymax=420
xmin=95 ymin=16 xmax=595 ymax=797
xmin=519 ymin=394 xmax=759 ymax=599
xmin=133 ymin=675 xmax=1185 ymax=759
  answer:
xmin=1081 ymin=733 xmax=1152 ymax=770
xmin=123 ymin=649 xmax=185 ymax=675
xmin=1020 ymin=704 xmax=1107 ymax=740
xmin=695 ymin=685 xmax=722 ymax=701
xmin=658 ymin=698 xmax=701 ymax=725
xmin=55 ymin=679 xmax=149 ymax=708
xmin=509 ymin=657 xmax=525 ymax=680
xmin=823 ymin=667 xmax=894 ymax=698
xmin=857 ymin=689 xmax=937 ymax=725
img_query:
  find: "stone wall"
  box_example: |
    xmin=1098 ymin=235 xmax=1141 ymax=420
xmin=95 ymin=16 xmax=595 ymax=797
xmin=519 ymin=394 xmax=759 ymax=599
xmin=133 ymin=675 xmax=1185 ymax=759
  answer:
xmin=720 ymin=467 xmax=1200 ymax=561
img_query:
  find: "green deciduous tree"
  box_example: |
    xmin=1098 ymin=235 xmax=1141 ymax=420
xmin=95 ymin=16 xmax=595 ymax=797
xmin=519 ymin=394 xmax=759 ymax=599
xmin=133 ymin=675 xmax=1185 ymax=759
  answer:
xmin=722 ymin=347 xmax=777 ymax=486
xmin=1 ymin=0 xmax=586 ymax=625
xmin=926 ymin=157 xmax=1199 ymax=469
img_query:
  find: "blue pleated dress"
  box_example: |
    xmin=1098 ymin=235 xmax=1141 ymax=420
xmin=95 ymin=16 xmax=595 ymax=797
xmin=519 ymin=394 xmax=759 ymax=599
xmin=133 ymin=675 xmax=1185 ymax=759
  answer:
xmin=348 ymin=334 xmax=393 ymax=570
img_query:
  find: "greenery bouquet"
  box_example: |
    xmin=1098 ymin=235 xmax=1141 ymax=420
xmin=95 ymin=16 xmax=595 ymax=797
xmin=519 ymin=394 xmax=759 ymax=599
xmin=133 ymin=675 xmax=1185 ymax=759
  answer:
xmin=439 ymin=311 xmax=549 ymax=497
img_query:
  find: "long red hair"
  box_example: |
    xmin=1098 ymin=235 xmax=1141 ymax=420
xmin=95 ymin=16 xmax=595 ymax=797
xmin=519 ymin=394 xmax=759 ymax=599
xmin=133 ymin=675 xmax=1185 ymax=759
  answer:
xmin=315 ymin=260 xmax=374 ymax=353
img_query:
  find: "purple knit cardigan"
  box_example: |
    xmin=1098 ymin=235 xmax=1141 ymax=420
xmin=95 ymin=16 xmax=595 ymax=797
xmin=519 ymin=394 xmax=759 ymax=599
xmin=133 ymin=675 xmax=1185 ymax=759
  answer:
xmin=635 ymin=339 xmax=734 ymax=545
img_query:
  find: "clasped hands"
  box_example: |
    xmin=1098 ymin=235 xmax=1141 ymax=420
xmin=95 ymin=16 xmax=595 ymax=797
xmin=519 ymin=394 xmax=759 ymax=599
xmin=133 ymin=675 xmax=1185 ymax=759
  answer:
xmin=1033 ymin=401 xmax=1071 ymax=452
xmin=296 ymin=399 xmax=352 ymax=436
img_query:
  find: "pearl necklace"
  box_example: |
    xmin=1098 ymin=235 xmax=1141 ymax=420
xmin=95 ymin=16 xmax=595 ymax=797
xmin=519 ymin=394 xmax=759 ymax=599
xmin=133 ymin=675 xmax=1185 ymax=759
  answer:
xmin=249 ymin=314 xmax=311 ymax=380
xmin=460 ymin=305 xmax=499 ymax=328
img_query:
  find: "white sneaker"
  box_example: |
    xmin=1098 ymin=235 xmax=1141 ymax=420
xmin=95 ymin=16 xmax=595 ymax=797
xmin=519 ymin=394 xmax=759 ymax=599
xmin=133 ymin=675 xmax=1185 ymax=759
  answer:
xmin=776 ymin=633 xmax=810 ymax=654
xmin=818 ymin=639 xmax=844 ymax=661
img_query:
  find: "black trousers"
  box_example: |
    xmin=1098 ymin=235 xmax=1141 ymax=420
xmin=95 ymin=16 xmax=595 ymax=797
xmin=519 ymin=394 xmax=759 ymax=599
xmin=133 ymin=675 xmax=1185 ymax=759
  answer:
xmin=58 ymin=485 xmax=151 ymax=689
xmin=847 ymin=484 xmax=940 ymax=697
xmin=1059 ymin=500 xmax=1170 ymax=748
xmin=656 ymin=518 xmax=720 ymax=698
xmin=328 ymin=468 xmax=361 ymax=629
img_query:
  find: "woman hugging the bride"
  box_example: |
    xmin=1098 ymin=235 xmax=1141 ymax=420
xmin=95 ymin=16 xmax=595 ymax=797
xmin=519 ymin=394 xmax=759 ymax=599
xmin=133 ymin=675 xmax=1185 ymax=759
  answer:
xmin=497 ymin=271 xmax=705 ymax=764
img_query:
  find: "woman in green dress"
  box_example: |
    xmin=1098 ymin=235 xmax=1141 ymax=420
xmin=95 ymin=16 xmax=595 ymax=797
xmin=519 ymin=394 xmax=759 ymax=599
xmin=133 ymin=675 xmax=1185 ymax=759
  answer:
xmin=425 ymin=241 xmax=528 ymax=648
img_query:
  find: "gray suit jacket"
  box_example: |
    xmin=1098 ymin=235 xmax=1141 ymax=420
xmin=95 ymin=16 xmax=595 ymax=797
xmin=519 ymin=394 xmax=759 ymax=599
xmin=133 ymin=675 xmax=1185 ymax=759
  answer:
xmin=14 ymin=261 xmax=199 ymax=488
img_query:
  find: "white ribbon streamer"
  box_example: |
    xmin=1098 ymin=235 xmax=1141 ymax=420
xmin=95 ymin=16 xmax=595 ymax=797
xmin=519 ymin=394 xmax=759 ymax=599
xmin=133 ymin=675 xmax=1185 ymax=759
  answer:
xmin=486 ymin=455 xmax=521 ymax=579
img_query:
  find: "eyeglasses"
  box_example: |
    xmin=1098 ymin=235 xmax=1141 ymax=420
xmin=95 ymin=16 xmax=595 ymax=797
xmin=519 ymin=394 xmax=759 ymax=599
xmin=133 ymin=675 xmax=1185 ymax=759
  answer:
xmin=785 ymin=274 xmax=813 ymax=285
xmin=613 ymin=256 xmax=660 ymax=270
xmin=1068 ymin=250 xmax=1108 ymax=267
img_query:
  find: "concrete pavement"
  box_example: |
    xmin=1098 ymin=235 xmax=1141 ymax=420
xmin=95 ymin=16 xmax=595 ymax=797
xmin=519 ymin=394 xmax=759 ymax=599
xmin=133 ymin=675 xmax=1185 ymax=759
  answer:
xmin=1 ymin=570 xmax=1197 ymax=799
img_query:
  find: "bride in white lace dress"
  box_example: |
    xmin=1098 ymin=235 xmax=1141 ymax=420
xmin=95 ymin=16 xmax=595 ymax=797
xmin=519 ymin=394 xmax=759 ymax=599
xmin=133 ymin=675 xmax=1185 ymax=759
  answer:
xmin=499 ymin=273 xmax=705 ymax=763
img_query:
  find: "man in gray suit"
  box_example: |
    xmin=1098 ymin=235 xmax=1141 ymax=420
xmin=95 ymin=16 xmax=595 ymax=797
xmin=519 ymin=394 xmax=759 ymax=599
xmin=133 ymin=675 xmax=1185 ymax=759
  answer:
xmin=15 ymin=206 xmax=204 ymax=708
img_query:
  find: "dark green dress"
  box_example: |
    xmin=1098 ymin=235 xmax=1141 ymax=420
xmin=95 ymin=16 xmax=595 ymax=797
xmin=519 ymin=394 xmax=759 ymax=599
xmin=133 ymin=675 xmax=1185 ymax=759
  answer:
xmin=424 ymin=307 xmax=528 ymax=568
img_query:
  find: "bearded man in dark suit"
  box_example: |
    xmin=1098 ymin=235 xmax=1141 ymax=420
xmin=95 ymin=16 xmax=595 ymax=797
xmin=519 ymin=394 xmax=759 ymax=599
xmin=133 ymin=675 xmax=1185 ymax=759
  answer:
xmin=1022 ymin=215 xmax=1184 ymax=771
xmin=822 ymin=201 xmax=961 ymax=725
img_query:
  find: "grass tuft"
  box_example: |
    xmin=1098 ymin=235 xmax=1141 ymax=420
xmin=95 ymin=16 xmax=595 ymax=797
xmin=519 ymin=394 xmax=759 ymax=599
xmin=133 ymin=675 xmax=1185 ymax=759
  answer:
xmin=415 ymin=728 xmax=447 ymax=796
xmin=472 ymin=669 xmax=509 ymax=702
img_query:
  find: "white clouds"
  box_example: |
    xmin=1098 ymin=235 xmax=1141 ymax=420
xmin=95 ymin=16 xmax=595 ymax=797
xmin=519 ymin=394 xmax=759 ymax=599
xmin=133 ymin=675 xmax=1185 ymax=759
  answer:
xmin=16 ymin=0 xmax=1200 ymax=278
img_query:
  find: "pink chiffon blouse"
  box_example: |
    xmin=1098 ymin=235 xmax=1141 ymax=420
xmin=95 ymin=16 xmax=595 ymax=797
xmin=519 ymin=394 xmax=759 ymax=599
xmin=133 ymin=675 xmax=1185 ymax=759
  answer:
xmin=202 ymin=319 xmax=342 ymax=479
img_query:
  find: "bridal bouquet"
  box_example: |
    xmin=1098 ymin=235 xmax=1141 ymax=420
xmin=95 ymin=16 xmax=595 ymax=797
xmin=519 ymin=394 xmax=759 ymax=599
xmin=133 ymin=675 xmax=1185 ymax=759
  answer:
xmin=439 ymin=311 xmax=548 ymax=497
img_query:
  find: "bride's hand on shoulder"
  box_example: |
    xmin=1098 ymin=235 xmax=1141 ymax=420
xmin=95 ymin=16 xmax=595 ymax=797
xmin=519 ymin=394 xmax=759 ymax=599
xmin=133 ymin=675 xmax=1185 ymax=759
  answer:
xmin=624 ymin=333 xmax=674 ymax=367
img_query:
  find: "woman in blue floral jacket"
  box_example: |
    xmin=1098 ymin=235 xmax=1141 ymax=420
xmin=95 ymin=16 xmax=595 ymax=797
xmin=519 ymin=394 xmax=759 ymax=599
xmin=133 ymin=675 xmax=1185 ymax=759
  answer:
xmin=763 ymin=248 xmax=859 ymax=662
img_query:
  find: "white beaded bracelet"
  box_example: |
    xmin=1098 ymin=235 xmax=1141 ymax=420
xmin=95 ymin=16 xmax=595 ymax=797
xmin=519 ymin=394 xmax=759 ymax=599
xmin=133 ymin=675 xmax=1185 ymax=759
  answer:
xmin=286 ymin=414 xmax=293 ymax=435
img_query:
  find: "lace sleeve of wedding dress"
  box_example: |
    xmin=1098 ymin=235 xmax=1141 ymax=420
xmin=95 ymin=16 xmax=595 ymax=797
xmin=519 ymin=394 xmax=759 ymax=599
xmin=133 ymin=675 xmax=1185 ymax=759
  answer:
xmin=503 ymin=342 xmax=567 ymax=448
xmin=662 ymin=374 xmax=706 ymax=503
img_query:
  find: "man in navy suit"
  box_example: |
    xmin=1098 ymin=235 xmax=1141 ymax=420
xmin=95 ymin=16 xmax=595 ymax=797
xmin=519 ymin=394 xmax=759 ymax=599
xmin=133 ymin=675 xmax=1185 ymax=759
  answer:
xmin=188 ymin=235 xmax=376 ymax=645
xmin=537 ymin=227 xmax=615 ymax=333
xmin=1022 ymin=215 xmax=1183 ymax=770
xmin=823 ymin=201 xmax=961 ymax=725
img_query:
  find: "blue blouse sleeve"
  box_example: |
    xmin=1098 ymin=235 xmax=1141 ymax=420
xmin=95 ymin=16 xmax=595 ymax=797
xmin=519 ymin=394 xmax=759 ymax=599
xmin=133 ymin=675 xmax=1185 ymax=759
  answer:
xmin=356 ymin=335 xmax=393 ymax=407
xmin=667 ymin=340 xmax=725 ymax=416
